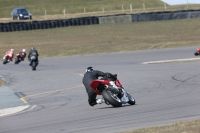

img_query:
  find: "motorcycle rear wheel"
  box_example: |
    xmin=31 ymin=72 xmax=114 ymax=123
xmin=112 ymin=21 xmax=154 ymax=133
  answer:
xmin=102 ymin=89 xmax=122 ymax=107
xmin=32 ymin=61 xmax=36 ymax=71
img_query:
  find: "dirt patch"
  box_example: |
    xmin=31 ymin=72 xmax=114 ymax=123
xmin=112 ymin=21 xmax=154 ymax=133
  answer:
xmin=0 ymin=79 xmax=6 ymax=86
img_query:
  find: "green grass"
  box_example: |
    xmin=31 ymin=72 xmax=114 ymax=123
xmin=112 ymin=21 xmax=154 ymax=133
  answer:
xmin=0 ymin=0 xmax=164 ymax=18
xmin=122 ymin=119 xmax=200 ymax=133
xmin=1 ymin=18 xmax=200 ymax=59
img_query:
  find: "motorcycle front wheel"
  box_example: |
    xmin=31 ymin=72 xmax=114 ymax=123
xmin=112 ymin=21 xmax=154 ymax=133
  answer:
xmin=3 ymin=59 xmax=7 ymax=64
xmin=15 ymin=58 xmax=19 ymax=64
xmin=126 ymin=92 xmax=136 ymax=105
xmin=102 ymin=89 xmax=122 ymax=107
xmin=194 ymin=52 xmax=199 ymax=56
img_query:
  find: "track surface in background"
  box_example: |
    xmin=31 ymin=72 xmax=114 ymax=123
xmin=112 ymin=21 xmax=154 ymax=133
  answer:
xmin=1 ymin=46 xmax=200 ymax=133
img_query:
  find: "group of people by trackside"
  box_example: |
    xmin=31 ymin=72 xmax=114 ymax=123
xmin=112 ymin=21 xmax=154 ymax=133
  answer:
xmin=3 ymin=46 xmax=39 ymax=65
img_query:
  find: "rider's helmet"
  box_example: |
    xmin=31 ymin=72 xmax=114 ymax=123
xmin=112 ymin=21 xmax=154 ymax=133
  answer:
xmin=86 ymin=66 xmax=93 ymax=72
xmin=31 ymin=47 xmax=35 ymax=50
xmin=10 ymin=49 xmax=14 ymax=52
xmin=22 ymin=49 xmax=26 ymax=52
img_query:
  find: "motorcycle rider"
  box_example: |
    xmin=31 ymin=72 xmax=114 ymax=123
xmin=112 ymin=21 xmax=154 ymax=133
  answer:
xmin=17 ymin=49 xmax=26 ymax=61
xmin=28 ymin=47 xmax=39 ymax=66
xmin=82 ymin=66 xmax=118 ymax=107
xmin=4 ymin=49 xmax=14 ymax=61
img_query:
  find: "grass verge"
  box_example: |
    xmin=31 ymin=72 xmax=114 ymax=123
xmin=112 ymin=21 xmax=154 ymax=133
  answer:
xmin=121 ymin=119 xmax=200 ymax=133
xmin=1 ymin=18 xmax=200 ymax=59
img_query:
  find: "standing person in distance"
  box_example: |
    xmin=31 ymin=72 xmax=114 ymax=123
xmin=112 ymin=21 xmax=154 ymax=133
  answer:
xmin=28 ymin=47 xmax=39 ymax=66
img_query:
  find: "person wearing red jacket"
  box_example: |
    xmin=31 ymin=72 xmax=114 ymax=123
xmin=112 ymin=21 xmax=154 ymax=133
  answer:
xmin=4 ymin=49 xmax=14 ymax=61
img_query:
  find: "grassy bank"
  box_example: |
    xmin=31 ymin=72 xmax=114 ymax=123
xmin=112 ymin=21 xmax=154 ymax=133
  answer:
xmin=122 ymin=119 xmax=200 ymax=133
xmin=0 ymin=0 xmax=164 ymax=18
xmin=1 ymin=18 xmax=200 ymax=58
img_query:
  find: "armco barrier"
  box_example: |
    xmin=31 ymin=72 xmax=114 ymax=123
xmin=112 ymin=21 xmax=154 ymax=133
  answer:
xmin=131 ymin=9 xmax=200 ymax=22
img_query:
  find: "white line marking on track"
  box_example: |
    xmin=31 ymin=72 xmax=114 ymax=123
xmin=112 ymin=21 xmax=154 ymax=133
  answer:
xmin=142 ymin=58 xmax=200 ymax=64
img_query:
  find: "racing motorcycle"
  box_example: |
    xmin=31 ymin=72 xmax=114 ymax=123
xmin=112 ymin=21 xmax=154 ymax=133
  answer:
xmin=194 ymin=48 xmax=200 ymax=56
xmin=3 ymin=53 xmax=12 ymax=64
xmin=15 ymin=53 xmax=23 ymax=64
xmin=29 ymin=55 xmax=38 ymax=71
xmin=90 ymin=76 xmax=135 ymax=107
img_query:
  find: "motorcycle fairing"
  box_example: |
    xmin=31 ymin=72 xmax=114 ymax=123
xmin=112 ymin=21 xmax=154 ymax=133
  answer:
xmin=120 ymin=89 xmax=129 ymax=104
xmin=90 ymin=80 xmax=110 ymax=95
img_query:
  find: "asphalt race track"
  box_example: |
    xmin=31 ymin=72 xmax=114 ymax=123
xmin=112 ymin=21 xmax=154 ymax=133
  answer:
xmin=1 ymin=46 xmax=200 ymax=133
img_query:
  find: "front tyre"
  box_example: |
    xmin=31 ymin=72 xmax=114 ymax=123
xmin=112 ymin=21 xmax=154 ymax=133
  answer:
xmin=127 ymin=92 xmax=135 ymax=105
xmin=3 ymin=59 xmax=7 ymax=64
xmin=15 ymin=58 xmax=19 ymax=64
xmin=102 ymin=89 xmax=122 ymax=107
xmin=194 ymin=52 xmax=199 ymax=56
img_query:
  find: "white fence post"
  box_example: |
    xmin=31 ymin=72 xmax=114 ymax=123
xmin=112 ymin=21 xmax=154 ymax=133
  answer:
xmin=45 ymin=10 xmax=46 ymax=19
xmin=143 ymin=3 xmax=145 ymax=11
xmin=84 ymin=7 xmax=86 ymax=14
xmin=164 ymin=3 xmax=167 ymax=10
xmin=102 ymin=6 xmax=104 ymax=14
xmin=122 ymin=4 xmax=124 ymax=13
xmin=63 ymin=9 xmax=66 ymax=18
xmin=130 ymin=4 xmax=132 ymax=12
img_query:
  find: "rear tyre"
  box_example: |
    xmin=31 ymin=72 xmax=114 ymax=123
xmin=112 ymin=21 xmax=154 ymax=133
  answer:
xmin=32 ymin=61 xmax=36 ymax=71
xmin=127 ymin=92 xmax=135 ymax=105
xmin=102 ymin=89 xmax=122 ymax=107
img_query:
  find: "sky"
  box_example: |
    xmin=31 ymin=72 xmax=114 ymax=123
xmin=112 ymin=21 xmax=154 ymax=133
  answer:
xmin=162 ymin=0 xmax=200 ymax=5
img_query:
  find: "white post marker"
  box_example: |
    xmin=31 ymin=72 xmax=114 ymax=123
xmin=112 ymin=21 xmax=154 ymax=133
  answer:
xmin=102 ymin=6 xmax=104 ymax=14
xmin=63 ymin=9 xmax=66 ymax=18
xmin=130 ymin=4 xmax=132 ymax=12
xmin=143 ymin=3 xmax=145 ymax=11
xmin=45 ymin=10 xmax=46 ymax=19
xmin=122 ymin=4 xmax=124 ymax=13
xmin=164 ymin=3 xmax=167 ymax=10
xmin=84 ymin=7 xmax=86 ymax=14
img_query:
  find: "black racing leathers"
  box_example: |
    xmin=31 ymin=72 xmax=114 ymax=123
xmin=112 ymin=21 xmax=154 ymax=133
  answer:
xmin=28 ymin=49 xmax=39 ymax=64
xmin=82 ymin=70 xmax=106 ymax=106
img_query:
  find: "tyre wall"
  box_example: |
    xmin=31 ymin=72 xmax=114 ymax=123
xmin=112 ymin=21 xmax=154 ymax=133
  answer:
xmin=0 ymin=10 xmax=200 ymax=32
xmin=0 ymin=17 xmax=99 ymax=32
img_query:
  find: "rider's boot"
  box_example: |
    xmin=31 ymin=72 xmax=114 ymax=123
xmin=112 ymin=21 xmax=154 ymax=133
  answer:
xmin=96 ymin=98 xmax=105 ymax=104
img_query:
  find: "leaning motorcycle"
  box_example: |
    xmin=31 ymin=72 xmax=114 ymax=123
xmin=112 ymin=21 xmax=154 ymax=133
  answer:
xmin=194 ymin=48 xmax=200 ymax=56
xmin=30 ymin=55 xmax=38 ymax=71
xmin=15 ymin=54 xmax=23 ymax=64
xmin=3 ymin=53 xmax=12 ymax=64
xmin=90 ymin=78 xmax=135 ymax=107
